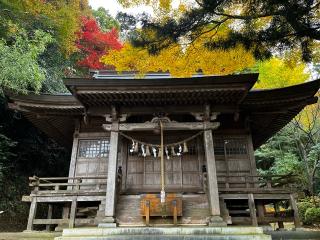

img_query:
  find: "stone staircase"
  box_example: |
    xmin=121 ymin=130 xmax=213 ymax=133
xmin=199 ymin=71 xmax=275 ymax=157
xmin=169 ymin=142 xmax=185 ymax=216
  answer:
xmin=55 ymin=227 xmax=271 ymax=240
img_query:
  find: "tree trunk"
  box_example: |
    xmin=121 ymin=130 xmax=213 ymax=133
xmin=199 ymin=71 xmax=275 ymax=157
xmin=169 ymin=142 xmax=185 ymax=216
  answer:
xmin=297 ymin=139 xmax=313 ymax=196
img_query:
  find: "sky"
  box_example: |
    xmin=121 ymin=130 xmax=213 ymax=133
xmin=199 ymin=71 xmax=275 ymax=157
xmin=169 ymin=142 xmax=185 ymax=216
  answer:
xmin=88 ymin=0 xmax=153 ymax=17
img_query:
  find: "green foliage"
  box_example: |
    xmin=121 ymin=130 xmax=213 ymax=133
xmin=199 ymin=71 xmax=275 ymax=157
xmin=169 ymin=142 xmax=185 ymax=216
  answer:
xmin=116 ymin=12 xmax=138 ymax=40
xmin=0 ymin=30 xmax=52 ymax=93
xmin=255 ymin=114 xmax=320 ymax=194
xmin=269 ymin=153 xmax=302 ymax=176
xmin=0 ymin=0 xmax=94 ymax=93
xmin=305 ymin=207 xmax=320 ymax=225
xmin=298 ymin=200 xmax=315 ymax=224
xmin=93 ymin=7 xmax=120 ymax=32
xmin=0 ymin=133 xmax=16 ymax=180
xmin=39 ymin=42 xmax=71 ymax=93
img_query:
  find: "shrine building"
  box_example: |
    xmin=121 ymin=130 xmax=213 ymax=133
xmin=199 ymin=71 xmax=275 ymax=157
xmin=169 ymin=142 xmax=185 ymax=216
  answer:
xmin=6 ymin=71 xmax=320 ymax=235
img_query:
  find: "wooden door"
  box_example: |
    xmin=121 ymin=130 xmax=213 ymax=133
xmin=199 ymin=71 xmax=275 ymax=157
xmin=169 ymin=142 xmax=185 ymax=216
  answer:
xmin=75 ymin=139 xmax=109 ymax=189
xmin=125 ymin=138 xmax=202 ymax=192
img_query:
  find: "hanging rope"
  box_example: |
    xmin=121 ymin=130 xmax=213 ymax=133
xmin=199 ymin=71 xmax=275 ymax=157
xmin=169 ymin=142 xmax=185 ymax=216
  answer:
xmin=160 ymin=121 xmax=166 ymax=203
xmin=119 ymin=130 xmax=204 ymax=148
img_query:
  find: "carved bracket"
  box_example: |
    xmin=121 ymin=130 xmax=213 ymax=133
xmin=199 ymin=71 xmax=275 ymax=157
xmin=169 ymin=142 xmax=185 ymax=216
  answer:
xmin=191 ymin=112 xmax=220 ymax=121
xmin=105 ymin=113 xmax=128 ymax=123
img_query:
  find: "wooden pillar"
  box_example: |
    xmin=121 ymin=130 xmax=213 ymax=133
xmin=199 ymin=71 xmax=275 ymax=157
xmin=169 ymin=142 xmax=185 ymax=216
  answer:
xmin=103 ymin=121 xmax=119 ymax=226
xmin=248 ymin=193 xmax=258 ymax=226
xmin=289 ymin=194 xmax=301 ymax=228
xmin=46 ymin=204 xmax=53 ymax=231
xmin=257 ymin=202 xmax=265 ymax=218
xmin=62 ymin=205 xmax=70 ymax=219
xmin=68 ymin=120 xmax=80 ymax=181
xmin=69 ymin=197 xmax=77 ymax=228
xmin=26 ymin=197 xmax=37 ymax=231
xmin=274 ymin=201 xmax=284 ymax=229
xmin=145 ymin=200 xmax=150 ymax=227
xmin=203 ymin=125 xmax=225 ymax=226
xmin=257 ymin=202 xmax=266 ymax=225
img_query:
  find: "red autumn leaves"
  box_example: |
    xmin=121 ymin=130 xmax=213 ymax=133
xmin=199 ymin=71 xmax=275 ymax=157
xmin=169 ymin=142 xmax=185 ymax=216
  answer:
xmin=76 ymin=17 xmax=122 ymax=70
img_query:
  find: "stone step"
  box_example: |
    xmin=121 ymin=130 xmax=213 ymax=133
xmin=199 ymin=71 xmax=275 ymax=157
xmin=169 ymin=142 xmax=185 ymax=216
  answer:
xmin=55 ymin=227 xmax=271 ymax=240
xmin=2 ymin=231 xmax=60 ymax=240
xmin=61 ymin=227 xmax=266 ymax=236
xmin=56 ymin=234 xmax=271 ymax=240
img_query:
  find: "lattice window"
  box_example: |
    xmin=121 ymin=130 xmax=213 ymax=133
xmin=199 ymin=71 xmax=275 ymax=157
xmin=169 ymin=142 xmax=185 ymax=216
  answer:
xmin=225 ymin=139 xmax=247 ymax=155
xmin=214 ymin=138 xmax=248 ymax=155
xmin=213 ymin=139 xmax=225 ymax=155
xmin=78 ymin=139 xmax=110 ymax=158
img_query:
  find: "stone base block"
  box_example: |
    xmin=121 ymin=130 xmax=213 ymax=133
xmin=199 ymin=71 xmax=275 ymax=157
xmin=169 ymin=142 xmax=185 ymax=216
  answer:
xmin=98 ymin=223 xmax=118 ymax=228
xmin=208 ymin=216 xmax=227 ymax=227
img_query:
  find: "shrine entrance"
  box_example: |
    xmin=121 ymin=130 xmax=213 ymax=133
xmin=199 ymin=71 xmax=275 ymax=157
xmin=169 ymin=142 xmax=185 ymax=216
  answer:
xmin=125 ymin=137 xmax=204 ymax=193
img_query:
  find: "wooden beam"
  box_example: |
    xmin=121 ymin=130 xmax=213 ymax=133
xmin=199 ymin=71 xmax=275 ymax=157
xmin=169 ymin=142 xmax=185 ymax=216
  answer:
xmin=248 ymin=193 xmax=258 ymax=226
xmin=104 ymin=121 xmax=119 ymax=223
xmin=88 ymin=105 xmax=238 ymax=116
xmin=69 ymin=197 xmax=77 ymax=228
xmin=26 ymin=197 xmax=37 ymax=231
xmin=46 ymin=204 xmax=53 ymax=231
xmin=34 ymin=219 xmax=68 ymax=225
xmin=103 ymin=122 xmax=220 ymax=132
xmin=29 ymin=195 xmax=106 ymax=202
xmin=62 ymin=204 xmax=69 ymax=220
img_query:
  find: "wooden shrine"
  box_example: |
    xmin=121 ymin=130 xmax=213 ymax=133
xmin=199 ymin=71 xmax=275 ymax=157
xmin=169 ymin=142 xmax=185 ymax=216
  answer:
xmin=6 ymin=71 xmax=320 ymax=231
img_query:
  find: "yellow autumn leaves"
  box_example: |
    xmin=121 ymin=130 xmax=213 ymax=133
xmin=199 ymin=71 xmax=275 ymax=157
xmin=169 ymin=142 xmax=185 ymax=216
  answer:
xmin=101 ymin=40 xmax=255 ymax=77
xmin=255 ymin=58 xmax=310 ymax=89
xmin=101 ymin=41 xmax=311 ymax=88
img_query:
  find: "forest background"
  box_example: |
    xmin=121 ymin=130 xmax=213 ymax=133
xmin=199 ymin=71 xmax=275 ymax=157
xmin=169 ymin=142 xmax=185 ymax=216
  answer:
xmin=0 ymin=0 xmax=319 ymax=230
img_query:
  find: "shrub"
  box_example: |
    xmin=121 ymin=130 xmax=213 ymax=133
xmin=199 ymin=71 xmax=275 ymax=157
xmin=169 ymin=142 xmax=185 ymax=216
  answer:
xmin=298 ymin=201 xmax=314 ymax=224
xmin=304 ymin=207 xmax=320 ymax=225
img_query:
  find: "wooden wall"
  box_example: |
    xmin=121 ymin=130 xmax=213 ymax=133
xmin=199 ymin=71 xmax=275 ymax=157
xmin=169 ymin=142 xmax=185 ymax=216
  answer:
xmin=65 ymin=117 xmax=258 ymax=224
xmin=214 ymin=134 xmax=257 ymax=189
xmin=68 ymin=118 xmax=257 ymax=193
xmin=116 ymin=194 xmax=210 ymax=225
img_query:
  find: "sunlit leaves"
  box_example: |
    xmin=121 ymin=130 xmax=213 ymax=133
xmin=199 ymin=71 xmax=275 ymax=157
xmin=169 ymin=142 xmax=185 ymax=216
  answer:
xmin=101 ymin=29 xmax=255 ymax=77
xmin=254 ymin=58 xmax=310 ymax=89
xmin=76 ymin=17 xmax=123 ymax=70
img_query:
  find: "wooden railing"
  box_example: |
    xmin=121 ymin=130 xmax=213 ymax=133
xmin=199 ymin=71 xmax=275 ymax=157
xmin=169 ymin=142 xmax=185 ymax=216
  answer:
xmin=203 ymin=173 xmax=297 ymax=193
xmin=29 ymin=176 xmax=108 ymax=194
xmin=29 ymin=173 xmax=296 ymax=195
